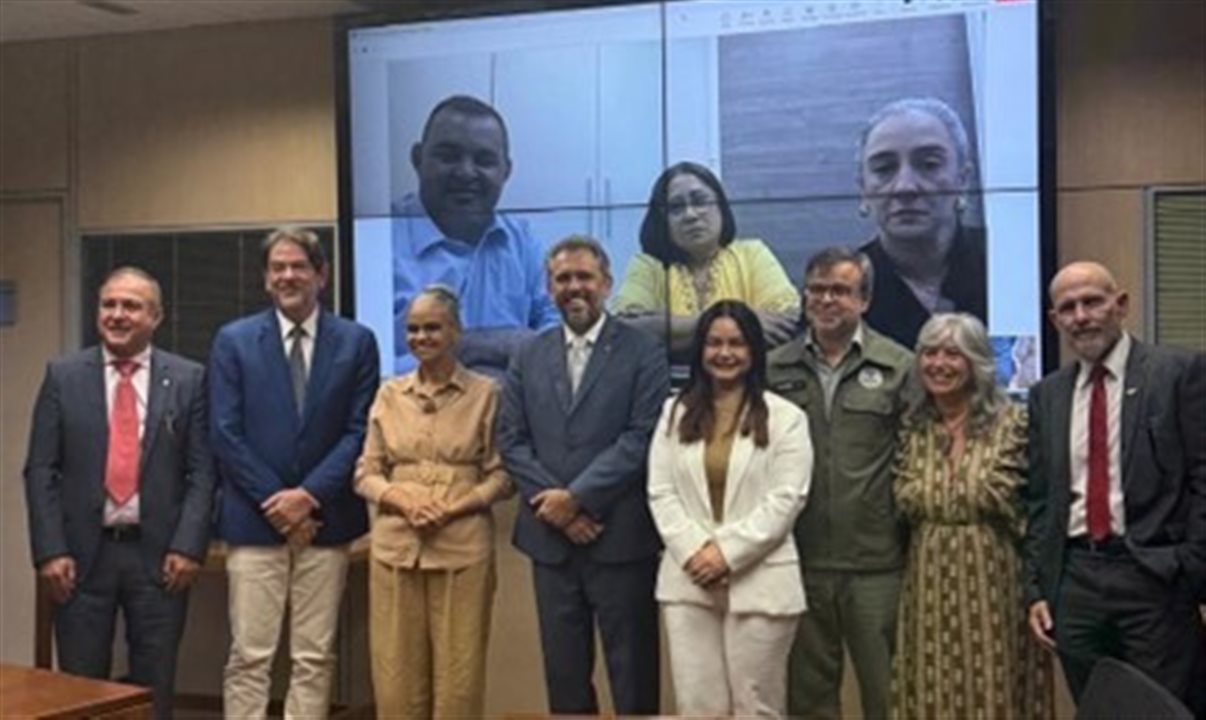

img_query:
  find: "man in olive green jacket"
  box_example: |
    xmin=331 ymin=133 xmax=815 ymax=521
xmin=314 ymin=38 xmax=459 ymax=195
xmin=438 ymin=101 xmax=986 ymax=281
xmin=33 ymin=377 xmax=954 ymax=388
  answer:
xmin=769 ymin=247 xmax=912 ymax=720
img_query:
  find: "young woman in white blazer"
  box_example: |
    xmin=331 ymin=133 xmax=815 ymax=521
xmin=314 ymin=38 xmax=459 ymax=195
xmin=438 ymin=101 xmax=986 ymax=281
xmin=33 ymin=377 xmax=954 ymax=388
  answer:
xmin=647 ymin=299 xmax=814 ymax=717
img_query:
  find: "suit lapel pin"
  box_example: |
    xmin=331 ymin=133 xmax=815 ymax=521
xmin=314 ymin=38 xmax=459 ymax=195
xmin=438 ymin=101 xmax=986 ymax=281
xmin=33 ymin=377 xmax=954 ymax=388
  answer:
xmin=1125 ymin=387 xmax=1138 ymax=396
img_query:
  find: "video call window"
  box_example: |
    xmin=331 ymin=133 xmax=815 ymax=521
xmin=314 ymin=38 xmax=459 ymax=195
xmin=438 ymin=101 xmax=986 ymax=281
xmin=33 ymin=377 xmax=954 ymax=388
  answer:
xmin=345 ymin=0 xmax=1040 ymax=388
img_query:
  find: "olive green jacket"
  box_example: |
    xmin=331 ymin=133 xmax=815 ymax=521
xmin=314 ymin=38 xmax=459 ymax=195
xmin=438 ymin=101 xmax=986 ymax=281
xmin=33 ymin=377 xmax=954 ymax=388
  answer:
xmin=768 ymin=325 xmax=912 ymax=572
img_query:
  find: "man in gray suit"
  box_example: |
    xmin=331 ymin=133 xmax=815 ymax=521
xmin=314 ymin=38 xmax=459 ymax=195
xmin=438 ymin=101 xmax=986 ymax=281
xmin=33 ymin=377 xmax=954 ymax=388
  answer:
xmin=24 ymin=267 xmax=215 ymax=719
xmin=500 ymin=235 xmax=669 ymax=715
xmin=1024 ymin=261 xmax=1205 ymax=712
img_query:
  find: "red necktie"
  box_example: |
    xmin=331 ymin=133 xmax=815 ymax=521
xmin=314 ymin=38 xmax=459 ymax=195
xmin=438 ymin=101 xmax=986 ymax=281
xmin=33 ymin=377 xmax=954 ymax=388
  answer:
xmin=105 ymin=359 xmax=140 ymax=505
xmin=1086 ymin=364 xmax=1111 ymax=541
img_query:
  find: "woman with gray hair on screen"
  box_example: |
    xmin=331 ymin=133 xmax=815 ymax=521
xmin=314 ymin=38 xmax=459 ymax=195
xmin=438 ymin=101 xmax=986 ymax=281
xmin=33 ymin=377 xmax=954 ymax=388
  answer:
xmin=855 ymin=97 xmax=988 ymax=350
xmin=354 ymin=284 xmax=514 ymax=719
xmin=891 ymin=312 xmax=1051 ymax=718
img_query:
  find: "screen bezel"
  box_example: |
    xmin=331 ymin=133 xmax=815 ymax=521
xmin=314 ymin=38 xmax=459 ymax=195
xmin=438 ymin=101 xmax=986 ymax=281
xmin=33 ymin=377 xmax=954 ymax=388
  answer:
xmin=333 ymin=0 xmax=1060 ymax=374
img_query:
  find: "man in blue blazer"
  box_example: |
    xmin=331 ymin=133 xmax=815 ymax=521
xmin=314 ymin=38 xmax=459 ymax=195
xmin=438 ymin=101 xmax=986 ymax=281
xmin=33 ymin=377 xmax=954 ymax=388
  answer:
xmin=24 ymin=267 xmax=214 ymax=719
xmin=501 ymin=235 xmax=669 ymax=715
xmin=209 ymin=228 xmax=379 ymax=719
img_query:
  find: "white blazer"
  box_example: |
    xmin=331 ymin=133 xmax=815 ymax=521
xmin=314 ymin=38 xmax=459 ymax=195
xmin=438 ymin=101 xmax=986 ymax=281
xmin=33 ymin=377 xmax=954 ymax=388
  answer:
xmin=648 ymin=391 xmax=813 ymax=616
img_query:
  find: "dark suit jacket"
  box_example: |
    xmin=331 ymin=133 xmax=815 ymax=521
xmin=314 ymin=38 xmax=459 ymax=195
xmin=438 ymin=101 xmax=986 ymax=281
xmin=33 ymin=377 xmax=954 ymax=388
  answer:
xmin=861 ymin=225 xmax=987 ymax=350
xmin=24 ymin=347 xmax=215 ymax=582
xmin=1024 ymin=338 xmax=1206 ymax=604
xmin=500 ymin=316 xmax=669 ymax=565
xmin=209 ymin=308 xmax=379 ymax=546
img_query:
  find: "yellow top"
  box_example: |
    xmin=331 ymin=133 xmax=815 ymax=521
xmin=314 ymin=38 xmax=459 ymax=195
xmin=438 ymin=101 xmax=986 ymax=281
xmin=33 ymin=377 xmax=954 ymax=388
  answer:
xmin=613 ymin=238 xmax=800 ymax=315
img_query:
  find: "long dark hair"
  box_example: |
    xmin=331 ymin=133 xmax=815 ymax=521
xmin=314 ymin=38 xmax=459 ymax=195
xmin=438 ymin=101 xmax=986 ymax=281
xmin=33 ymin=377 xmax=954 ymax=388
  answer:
xmin=638 ymin=161 xmax=737 ymax=266
xmin=672 ymin=300 xmax=770 ymax=448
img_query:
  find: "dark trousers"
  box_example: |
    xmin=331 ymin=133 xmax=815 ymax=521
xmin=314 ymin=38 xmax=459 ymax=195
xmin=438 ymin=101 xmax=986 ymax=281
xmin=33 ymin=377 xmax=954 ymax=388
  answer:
xmin=1054 ymin=546 xmax=1204 ymax=714
xmin=54 ymin=538 xmax=188 ymax=720
xmin=787 ymin=569 xmax=901 ymax=720
xmin=531 ymin=552 xmax=660 ymax=715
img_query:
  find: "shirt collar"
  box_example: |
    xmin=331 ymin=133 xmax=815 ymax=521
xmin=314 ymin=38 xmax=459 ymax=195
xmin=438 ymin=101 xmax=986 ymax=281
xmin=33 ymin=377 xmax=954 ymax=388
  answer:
xmin=398 ymin=362 xmax=469 ymax=396
xmin=804 ymin=322 xmax=864 ymax=358
xmin=1078 ymin=331 xmax=1131 ymax=387
xmin=564 ymin=312 xmax=607 ymax=348
xmin=396 ymin=192 xmax=505 ymax=254
xmin=102 ymin=345 xmax=152 ymax=369
xmin=277 ymin=307 xmax=318 ymax=343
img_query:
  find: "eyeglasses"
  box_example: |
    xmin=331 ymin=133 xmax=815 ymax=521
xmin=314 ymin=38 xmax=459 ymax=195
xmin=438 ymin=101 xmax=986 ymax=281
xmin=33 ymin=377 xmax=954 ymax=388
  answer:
xmin=804 ymin=283 xmax=858 ymax=300
xmin=666 ymin=191 xmax=719 ymax=217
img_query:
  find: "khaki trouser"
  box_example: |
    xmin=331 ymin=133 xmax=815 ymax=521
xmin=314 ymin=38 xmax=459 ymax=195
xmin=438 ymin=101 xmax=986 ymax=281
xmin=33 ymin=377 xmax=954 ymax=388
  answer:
xmin=369 ymin=557 xmax=496 ymax=719
xmin=223 ymin=544 xmax=350 ymax=720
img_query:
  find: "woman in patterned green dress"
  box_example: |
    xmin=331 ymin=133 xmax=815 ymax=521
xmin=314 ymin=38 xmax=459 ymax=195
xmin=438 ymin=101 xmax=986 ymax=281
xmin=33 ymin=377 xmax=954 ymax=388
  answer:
xmin=892 ymin=313 xmax=1052 ymax=719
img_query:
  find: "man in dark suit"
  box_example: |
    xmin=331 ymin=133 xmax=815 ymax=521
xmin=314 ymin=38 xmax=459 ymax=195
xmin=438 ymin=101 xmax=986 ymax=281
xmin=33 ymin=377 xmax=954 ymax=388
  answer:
xmin=1025 ymin=261 xmax=1205 ymax=712
xmin=209 ymin=227 xmax=379 ymax=719
xmin=24 ymin=267 xmax=214 ymax=719
xmin=500 ymin=235 xmax=669 ymax=714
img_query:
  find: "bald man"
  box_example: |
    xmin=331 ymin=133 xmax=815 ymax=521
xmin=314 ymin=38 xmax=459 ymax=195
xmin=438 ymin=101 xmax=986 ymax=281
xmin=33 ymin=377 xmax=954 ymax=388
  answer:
xmin=1022 ymin=261 xmax=1205 ymax=711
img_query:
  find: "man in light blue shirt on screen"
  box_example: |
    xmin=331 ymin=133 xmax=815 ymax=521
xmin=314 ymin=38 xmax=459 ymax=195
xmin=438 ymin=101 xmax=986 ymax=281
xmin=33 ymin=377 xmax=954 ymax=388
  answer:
xmin=393 ymin=95 xmax=560 ymax=377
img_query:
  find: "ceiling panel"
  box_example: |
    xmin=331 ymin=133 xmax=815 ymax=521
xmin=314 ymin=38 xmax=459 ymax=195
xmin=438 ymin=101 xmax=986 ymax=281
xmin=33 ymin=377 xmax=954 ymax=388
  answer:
xmin=0 ymin=0 xmax=367 ymax=44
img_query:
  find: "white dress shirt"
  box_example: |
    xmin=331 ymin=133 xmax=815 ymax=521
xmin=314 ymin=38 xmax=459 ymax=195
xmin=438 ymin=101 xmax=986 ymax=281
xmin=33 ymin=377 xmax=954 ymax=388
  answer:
xmin=102 ymin=345 xmax=152 ymax=526
xmin=1067 ymin=332 xmax=1130 ymax=537
xmin=563 ymin=312 xmax=606 ymax=395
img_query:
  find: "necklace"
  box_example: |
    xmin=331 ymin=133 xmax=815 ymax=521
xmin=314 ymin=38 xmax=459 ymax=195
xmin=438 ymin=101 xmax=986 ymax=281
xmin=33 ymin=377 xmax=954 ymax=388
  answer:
xmin=942 ymin=414 xmax=967 ymax=435
xmin=690 ymin=263 xmax=714 ymax=309
xmin=936 ymin=408 xmax=969 ymax=468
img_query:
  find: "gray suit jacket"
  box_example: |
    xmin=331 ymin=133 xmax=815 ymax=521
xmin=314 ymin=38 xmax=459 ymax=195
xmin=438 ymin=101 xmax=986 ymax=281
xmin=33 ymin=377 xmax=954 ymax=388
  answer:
xmin=24 ymin=346 xmax=215 ymax=583
xmin=1024 ymin=338 xmax=1206 ymax=604
xmin=500 ymin=316 xmax=669 ymax=565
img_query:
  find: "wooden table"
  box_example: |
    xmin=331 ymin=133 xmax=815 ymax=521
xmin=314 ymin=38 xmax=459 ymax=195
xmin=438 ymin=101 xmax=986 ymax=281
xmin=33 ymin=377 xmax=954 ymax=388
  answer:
xmin=0 ymin=663 xmax=151 ymax=719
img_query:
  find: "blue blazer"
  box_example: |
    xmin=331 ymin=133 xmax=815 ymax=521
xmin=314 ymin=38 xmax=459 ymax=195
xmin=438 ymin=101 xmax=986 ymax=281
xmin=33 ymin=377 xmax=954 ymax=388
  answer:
xmin=500 ymin=316 xmax=669 ymax=565
xmin=209 ymin=308 xmax=379 ymax=545
xmin=24 ymin=347 xmax=215 ymax=582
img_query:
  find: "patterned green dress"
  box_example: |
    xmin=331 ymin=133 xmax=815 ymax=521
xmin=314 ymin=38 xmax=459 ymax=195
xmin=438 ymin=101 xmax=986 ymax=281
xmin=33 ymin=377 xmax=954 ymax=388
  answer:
xmin=891 ymin=403 xmax=1053 ymax=719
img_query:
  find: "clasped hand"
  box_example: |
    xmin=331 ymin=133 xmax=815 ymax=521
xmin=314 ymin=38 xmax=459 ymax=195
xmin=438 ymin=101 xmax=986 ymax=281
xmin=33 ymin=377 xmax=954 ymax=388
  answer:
xmin=262 ymin=488 xmax=317 ymax=534
xmin=262 ymin=488 xmax=323 ymax=548
xmin=685 ymin=541 xmax=730 ymax=588
xmin=532 ymin=489 xmax=603 ymax=545
xmin=383 ymin=485 xmax=450 ymax=531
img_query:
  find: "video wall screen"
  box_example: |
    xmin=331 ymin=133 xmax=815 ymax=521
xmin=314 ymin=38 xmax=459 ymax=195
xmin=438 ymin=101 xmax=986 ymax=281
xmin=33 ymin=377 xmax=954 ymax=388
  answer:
xmin=345 ymin=0 xmax=1041 ymax=388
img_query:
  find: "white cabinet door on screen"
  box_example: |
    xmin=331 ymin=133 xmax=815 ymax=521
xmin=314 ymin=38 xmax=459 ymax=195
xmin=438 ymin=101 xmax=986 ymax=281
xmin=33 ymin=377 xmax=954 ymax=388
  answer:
xmin=493 ymin=45 xmax=595 ymax=250
xmin=598 ymin=39 xmax=663 ymax=260
xmin=494 ymin=40 xmax=663 ymax=260
xmin=493 ymin=45 xmax=598 ymax=214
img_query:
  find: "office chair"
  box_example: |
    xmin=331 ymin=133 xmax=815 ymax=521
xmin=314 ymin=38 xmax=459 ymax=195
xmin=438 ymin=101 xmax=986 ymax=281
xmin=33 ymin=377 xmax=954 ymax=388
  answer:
xmin=1075 ymin=657 xmax=1194 ymax=720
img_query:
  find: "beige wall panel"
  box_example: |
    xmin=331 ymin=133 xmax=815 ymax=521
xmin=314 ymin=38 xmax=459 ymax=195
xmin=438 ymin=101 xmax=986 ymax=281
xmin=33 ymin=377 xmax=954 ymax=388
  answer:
xmin=0 ymin=42 xmax=71 ymax=193
xmin=76 ymin=19 xmax=336 ymax=230
xmin=486 ymin=502 xmax=546 ymax=714
xmin=1057 ymin=188 xmax=1146 ymax=348
xmin=1057 ymin=0 xmax=1206 ymax=189
xmin=0 ymin=198 xmax=64 ymax=665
